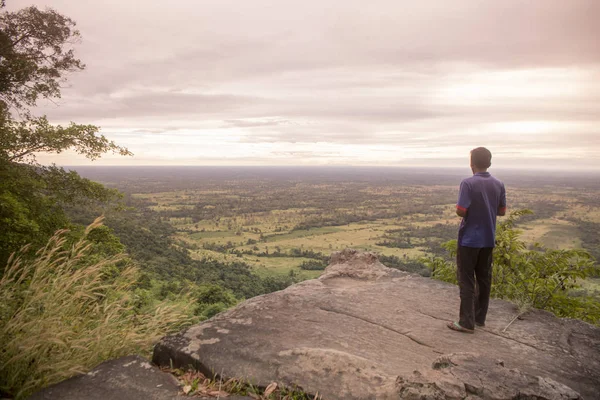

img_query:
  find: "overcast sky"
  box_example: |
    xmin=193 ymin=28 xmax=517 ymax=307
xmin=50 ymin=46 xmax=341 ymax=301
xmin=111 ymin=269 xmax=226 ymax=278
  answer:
xmin=10 ymin=0 xmax=600 ymax=169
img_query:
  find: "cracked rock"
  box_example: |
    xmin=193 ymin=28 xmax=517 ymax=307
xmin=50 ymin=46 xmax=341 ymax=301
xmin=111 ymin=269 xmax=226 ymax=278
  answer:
xmin=153 ymin=249 xmax=600 ymax=400
xmin=396 ymin=353 xmax=582 ymax=400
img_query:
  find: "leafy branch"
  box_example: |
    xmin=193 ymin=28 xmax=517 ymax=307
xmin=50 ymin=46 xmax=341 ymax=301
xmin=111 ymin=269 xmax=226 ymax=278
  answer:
xmin=425 ymin=209 xmax=600 ymax=327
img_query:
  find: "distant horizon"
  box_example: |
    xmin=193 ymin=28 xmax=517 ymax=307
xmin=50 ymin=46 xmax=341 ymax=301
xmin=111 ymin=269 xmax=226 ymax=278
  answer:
xmin=37 ymin=151 xmax=600 ymax=172
xmin=64 ymin=164 xmax=600 ymax=175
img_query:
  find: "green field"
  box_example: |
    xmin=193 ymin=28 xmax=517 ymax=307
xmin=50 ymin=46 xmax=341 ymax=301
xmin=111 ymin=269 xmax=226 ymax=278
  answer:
xmin=519 ymin=219 xmax=582 ymax=250
xmin=118 ymin=174 xmax=600 ymax=291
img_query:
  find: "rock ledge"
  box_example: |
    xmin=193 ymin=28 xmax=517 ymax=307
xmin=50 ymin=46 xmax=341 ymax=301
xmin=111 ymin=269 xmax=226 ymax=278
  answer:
xmin=153 ymin=249 xmax=600 ymax=399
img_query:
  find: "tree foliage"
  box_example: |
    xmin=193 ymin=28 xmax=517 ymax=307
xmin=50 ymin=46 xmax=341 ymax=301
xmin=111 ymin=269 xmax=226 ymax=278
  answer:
xmin=194 ymin=284 xmax=238 ymax=319
xmin=0 ymin=5 xmax=82 ymax=112
xmin=0 ymin=3 xmax=131 ymax=267
xmin=424 ymin=210 xmax=600 ymax=325
xmin=0 ymin=115 xmax=131 ymax=163
xmin=0 ymin=160 xmax=124 ymax=269
xmin=0 ymin=3 xmax=130 ymax=160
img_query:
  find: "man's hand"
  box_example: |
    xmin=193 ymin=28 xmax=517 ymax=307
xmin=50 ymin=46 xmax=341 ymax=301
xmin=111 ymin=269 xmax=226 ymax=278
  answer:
xmin=456 ymin=207 xmax=467 ymax=218
xmin=498 ymin=206 xmax=506 ymax=216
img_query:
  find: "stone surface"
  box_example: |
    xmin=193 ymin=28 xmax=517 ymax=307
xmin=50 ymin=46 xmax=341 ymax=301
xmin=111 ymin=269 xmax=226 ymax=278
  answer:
xmin=153 ymin=249 xmax=600 ymax=400
xmin=29 ymin=355 xmax=181 ymax=400
xmin=28 ymin=355 xmax=252 ymax=400
xmin=397 ymin=353 xmax=582 ymax=400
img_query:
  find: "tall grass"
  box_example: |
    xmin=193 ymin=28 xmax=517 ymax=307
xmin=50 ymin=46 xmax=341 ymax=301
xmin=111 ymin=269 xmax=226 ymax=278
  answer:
xmin=0 ymin=218 xmax=193 ymax=398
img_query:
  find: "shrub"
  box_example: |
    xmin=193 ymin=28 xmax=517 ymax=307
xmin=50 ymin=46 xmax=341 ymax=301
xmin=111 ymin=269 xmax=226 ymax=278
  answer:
xmin=194 ymin=284 xmax=238 ymax=319
xmin=299 ymin=260 xmax=327 ymax=271
xmin=196 ymin=284 xmax=238 ymax=306
xmin=197 ymin=303 xmax=229 ymax=320
xmin=0 ymin=218 xmax=193 ymax=398
xmin=424 ymin=210 xmax=600 ymax=325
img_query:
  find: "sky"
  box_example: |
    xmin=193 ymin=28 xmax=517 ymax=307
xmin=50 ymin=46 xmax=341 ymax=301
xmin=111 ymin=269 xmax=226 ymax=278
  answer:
xmin=9 ymin=0 xmax=600 ymax=169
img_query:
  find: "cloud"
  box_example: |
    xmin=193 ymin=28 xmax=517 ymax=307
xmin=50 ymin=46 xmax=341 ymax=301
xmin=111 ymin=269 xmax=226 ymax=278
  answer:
xmin=40 ymin=91 xmax=265 ymax=120
xmin=222 ymin=119 xmax=290 ymax=128
xmin=8 ymin=0 xmax=600 ymax=168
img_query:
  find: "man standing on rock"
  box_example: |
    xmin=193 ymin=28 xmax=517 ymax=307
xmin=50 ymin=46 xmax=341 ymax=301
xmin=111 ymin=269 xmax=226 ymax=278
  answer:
xmin=448 ymin=147 xmax=506 ymax=334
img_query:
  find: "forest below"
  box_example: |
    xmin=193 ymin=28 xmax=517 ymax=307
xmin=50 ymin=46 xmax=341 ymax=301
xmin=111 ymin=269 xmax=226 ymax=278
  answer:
xmin=68 ymin=166 xmax=600 ymax=313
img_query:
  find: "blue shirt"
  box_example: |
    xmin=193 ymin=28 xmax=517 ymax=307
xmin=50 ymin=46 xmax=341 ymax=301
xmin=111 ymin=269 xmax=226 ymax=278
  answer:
xmin=457 ymin=172 xmax=506 ymax=248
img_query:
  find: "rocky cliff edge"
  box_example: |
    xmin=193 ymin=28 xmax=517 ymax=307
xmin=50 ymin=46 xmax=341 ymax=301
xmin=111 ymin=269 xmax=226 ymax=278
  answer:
xmin=153 ymin=249 xmax=600 ymax=399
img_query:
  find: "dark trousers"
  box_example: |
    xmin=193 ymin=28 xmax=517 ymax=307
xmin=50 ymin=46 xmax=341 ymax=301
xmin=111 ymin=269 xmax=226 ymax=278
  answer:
xmin=457 ymin=246 xmax=494 ymax=330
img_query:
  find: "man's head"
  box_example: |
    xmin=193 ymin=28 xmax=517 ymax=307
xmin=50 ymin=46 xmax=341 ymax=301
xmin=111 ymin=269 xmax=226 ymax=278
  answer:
xmin=470 ymin=147 xmax=492 ymax=172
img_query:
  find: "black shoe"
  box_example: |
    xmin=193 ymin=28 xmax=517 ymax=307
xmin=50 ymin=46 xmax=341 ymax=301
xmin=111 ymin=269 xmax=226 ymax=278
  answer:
xmin=475 ymin=322 xmax=485 ymax=327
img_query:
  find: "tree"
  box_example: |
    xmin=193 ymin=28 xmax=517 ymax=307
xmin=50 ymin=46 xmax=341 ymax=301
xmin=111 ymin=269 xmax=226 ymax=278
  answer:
xmin=1 ymin=116 xmax=130 ymax=164
xmin=0 ymin=3 xmax=131 ymax=267
xmin=0 ymin=4 xmax=82 ymax=113
xmin=0 ymin=3 xmax=130 ymax=161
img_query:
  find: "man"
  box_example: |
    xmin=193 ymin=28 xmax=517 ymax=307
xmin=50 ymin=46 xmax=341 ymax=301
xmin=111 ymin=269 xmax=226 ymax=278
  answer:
xmin=447 ymin=147 xmax=506 ymax=334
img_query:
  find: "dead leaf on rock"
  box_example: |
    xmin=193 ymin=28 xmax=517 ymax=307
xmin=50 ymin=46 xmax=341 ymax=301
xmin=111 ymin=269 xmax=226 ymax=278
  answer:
xmin=264 ymin=382 xmax=277 ymax=397
xmin=182 ymin=385 xmax=192 ymax=395
xmin=207 ymin=389 xmax=230 ymax=397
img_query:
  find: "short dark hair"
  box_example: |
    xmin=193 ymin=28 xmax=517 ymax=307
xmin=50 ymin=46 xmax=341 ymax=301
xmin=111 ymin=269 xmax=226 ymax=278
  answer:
xmin=470 ymin=147 xmax=492 ymax=169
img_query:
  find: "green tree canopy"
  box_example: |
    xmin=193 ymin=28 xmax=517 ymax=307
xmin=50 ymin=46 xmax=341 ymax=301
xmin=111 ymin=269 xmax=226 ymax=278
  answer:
xmin=0 ymin=116 xmax=131 ymax=163
xmin=0 ymin=4 xmax=82 ymax=112
xmin=0 ymin=2 xmax=131 ymax=268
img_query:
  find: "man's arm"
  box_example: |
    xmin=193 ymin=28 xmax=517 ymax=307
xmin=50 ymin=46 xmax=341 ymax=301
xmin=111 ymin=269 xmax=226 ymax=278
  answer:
xmin=456 ymin=181 xmax=470 ymax=218
xmin=498 ymin=184 xmax=507 ymax=217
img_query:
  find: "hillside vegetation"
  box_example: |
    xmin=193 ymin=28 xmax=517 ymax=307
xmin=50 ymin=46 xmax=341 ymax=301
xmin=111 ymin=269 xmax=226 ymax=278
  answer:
xmin=0 ymin=5 xmax=313 ymax=397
